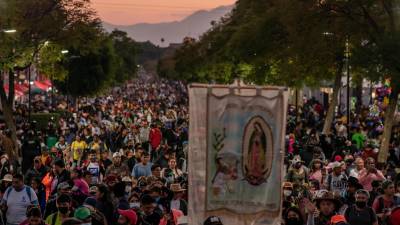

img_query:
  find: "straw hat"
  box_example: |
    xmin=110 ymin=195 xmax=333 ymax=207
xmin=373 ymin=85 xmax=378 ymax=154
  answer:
xmin=2 ymin=174 xmax=12 ymax=182
xmin=170 ymin=183 xmax=186 ymax=192
xmin=314 ymin=190 xmax=341 ymax=209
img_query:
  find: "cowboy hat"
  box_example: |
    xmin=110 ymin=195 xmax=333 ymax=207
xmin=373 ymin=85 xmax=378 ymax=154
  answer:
xmin=283 ymin=182 xmax=294 ymax=189
xmin=314 ymin=190 xmax=341 ymax=209
xmin=170 ymin=183 xmax=186 ymax=192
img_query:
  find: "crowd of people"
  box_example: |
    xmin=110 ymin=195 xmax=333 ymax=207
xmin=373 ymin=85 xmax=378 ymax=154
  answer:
xmin=0 ymin=75 xmax=399 ymax=225
xmin=0 ymin=78 xmax=196 ymax=225
xmin=283 ymin=97 xmax=400 ymax=225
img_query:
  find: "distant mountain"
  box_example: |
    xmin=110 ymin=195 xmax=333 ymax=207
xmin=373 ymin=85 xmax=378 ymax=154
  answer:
xmin=103 ymin=5 xmax=234 ymax=46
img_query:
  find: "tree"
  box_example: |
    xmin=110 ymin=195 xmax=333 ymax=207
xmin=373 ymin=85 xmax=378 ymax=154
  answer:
xmin=37 ymin=43 xmax=68 ymax=82
xmin=0 ymin=0 xmax=99 ymax=157
xmin=109 ymin=30 xmax=138 ymax=84
xmin=57 ymin=33 xmax=117 ymax=97
xmin=315 ymin=1 xmax=400 ymax=163
xmin=167 ymin=0 xmax=348 ymax=135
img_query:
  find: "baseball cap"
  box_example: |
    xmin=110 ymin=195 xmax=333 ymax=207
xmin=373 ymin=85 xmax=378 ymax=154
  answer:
xmin=113 ymin=152 xmax=122 ymax=158
xmin=74 ymin=207 xmax=91 ymax=220
xmin=204 ymin=216 xmax=223 ymax=225
xmin=122 ymin=176 xmax=132 ymax=182
xmin=331 ymin=215 xmax=346 ymax=224
xmin=118 ymin=209 xmax=137 ymax=225
xmin=331 ymin=161 xmax=343 ymax=169
xmin=334 ymin=155 xmax=343 ymax=162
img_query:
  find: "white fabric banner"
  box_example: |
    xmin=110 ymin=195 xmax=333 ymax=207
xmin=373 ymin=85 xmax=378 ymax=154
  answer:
xmin=189 ymin=84 xmax=288 ymax=225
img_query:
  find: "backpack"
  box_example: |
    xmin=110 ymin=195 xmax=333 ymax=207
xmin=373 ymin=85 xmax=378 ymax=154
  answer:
xmin=345 ymin=205 xmax=376 ymax=225
xmin=5 ymin=186 xmax=32 ymax=203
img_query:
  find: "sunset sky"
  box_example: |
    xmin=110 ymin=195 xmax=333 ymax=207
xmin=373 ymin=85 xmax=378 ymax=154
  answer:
xmin=91 ymin=0 xmax=236 ymax=25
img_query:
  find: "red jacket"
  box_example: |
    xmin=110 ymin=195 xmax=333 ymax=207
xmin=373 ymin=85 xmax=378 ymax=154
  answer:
xmin=149 ymin=128 xmax=162 ymax=150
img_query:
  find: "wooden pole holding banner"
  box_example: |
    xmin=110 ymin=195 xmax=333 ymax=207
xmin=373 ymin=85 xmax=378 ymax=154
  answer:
xmin=189 ymin=83 xmax=289 ymax=91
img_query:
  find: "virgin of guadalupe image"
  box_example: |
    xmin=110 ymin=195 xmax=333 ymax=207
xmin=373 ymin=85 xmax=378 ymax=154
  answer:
xmin=243 ymin=117 xmax=273 ymax=186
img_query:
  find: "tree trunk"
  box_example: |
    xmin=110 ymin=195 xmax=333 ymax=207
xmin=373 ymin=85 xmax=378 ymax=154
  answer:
xmin=8 ymin=70 xmax=15 ymax=108
xmin=322 ymin=62 xmax=344 ymax=134
xmin=354 ymin=78 xmax=363 ymax=114
xmin=0 ymin=73 xmax=18 ymax=159
xmin=378 ymin=84 xmax=399 ymax=164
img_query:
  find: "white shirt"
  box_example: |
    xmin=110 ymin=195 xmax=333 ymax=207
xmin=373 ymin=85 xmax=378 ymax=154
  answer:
xmin=2 ymin=186 xmax=38 ymax=225
xmin=87 ymin=162 xmax=101 ymax=185
xmin=171 ymin=199 xmax=180 ymax=211
xmin=349 ymin=168 xmax=363 ymax=178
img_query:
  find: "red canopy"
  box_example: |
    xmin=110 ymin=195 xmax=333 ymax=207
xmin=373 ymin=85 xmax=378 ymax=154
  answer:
xmin=34 ymin=81 xmax=50 ymax=91
xmin=3 ymin=85 xmax=24 ymax=97
xmin=43 ymin=79 xmax=52 ymax=87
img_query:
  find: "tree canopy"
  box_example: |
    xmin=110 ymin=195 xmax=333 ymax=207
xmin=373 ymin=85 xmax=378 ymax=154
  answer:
xmin=57 ymin=33 xmax=117 ymax=97
xmin=109 ymin=30 xmax=138 ymax=84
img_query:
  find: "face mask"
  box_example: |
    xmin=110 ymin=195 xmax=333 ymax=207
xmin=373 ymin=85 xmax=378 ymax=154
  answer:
xmin=286 ymin=218 xmax=301 ymax=225
xmin=284 ymin=190 xmax=292 ymax=197
xmin=0 ymin=158 xmax=6 ymax=165
xmin=165 ymin=176 xmax=174 ymax=184
xmin=130 ymin=202 xmax=140 ymax=208
xmin=58 ymin=206 xmax=69 ymax=215
xmin=81 ymin=223 xmax=91 ymax=225
xmin=125 ymin=186 xmax=132 ymax=193
xmin=355 ymin=201 xmax=367 ymax=208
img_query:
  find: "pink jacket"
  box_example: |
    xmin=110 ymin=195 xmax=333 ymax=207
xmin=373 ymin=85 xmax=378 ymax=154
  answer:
xmin=358 ymin=168 xmax=385 ymax=191
xmin=288 ymin=137 xmax=295 ymax=154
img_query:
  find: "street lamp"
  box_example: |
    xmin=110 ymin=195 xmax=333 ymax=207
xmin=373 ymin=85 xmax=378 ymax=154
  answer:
xmin=322 ymin=32 xmax=334 ymax=36
xmin=2 ymin=29 xmax=17 ymax=33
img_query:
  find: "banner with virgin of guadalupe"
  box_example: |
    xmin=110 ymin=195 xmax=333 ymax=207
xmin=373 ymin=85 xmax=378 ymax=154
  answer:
xmin=188 ymin=83 xmax=288 ymax=225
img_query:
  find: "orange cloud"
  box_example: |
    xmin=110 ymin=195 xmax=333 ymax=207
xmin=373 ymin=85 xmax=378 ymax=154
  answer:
xmin=91 ymin=0 xmax=236 ymax=25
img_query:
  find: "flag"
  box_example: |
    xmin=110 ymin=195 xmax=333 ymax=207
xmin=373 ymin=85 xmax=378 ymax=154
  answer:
xmin=188 ymin=84 xmax=288 ymax=225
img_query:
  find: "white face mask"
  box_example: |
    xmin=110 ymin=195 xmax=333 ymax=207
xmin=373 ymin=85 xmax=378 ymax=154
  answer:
xmin=283 ymin=190 xmax=292 ymax=197
xmin=81 ymin=223 xmax=91 ymax=225
xmin=130 ymin=202 xmax=140 ymax=208
xmin=125 ymin=186 xmax=132 ymax=193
